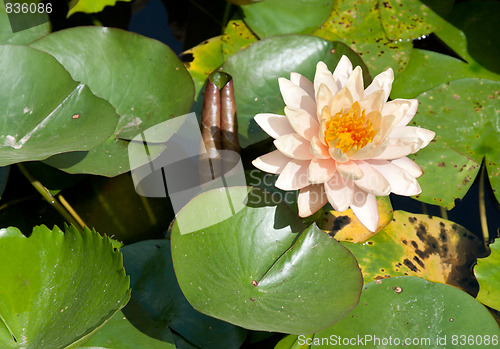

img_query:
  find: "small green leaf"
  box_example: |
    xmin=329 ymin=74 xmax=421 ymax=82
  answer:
xmin=411 ymin=78 xmax=500 ymax=206
xmin=171 ymin=187 xmax=362 ymax=335
xmin=241 ymin=0 xmax=334 ymax=38
xmin=312 ymin=277 xmax=500 ymax=348
xmin=221 ymin=35 xmax=368 ymax=148
xmin=68 ymin=0 xmax=132 ymax=17
xmin=0 ymin=45 xmax=118 ymax=167
xmin=76 ymin=311 xmax=176 ymax=349
xmin=475 ymin=239 xmax=500 ymax=311
xmin=275 ymin=334 xmax=312 ymax=349
xmin=0 ymin=225 xmax=130 ymax=349
xmin=30 ymin=27 xmax=194 ymax=176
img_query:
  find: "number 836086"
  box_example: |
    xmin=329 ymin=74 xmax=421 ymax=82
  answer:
xmin=5 ymin=2 xmax=52 ymax=14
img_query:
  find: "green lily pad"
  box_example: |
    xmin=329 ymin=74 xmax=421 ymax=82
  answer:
xmin=241 ymin=0 xmax=334 ymax=38
xmin=68 ymin=0 xmax=132 ymax=17
xmin=378 ymin=0 xmax=445 ymax=41
xmin=0 ymin=225 xmax=130 ymax=349
xmin=121 ymin=240 xmax=247 ymax=348
xmin=0 ymin=5 xmax=50 ymax=45
xmin=221 ymin=17 xmax=258 ymax=61
xmin=410 ymin=78 xmax=500 ymax=206
xmin=0 ymin=45 xmax=118 ymax=167
xmin=76 ymin=311 xmax=176 ymax=349
xmin=171 ymin=187 xmax=362 ymax=335
xmin=313 ymin=0 xmax=412 ymax=76
xmin=342 ymin=211 xmax=486 ymax=292
xmin=221 ymin=35 xmax=368 ymax=148
xmin=275 ymin=334 xmax=312 ymax=349
xmin=475 ymin=239 xmax=500 ymax=311
xmin=30 ymin=26 xmax=194 ymax=176
xmin=312 ymin=277 xmax=500 ymax=348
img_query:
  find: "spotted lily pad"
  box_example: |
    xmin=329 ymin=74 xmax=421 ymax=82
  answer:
xmin=342 ymin=211 xmax=487 ymax=292
xmin=312 ymin=277 xmax=500 ymax=348
xmin=410 ymin=78 xmax=500 ymax=207
xmin=475 ymin=239 xmax=500 ymax=311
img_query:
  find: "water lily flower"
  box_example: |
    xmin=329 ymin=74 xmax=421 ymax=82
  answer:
xmin=252 ymin=56 xmax=435 ymax=232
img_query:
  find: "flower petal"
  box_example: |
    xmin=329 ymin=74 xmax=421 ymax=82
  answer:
xmin=252 ymin=150 xmax=290 ymax=174
xmin=314 ymin=62 xmax=338 ymax=97
xmin=324 ymin=172 xmax=354 ymax=211
xmin=274 ymin=133 xmax=313 ymax=160
xmin=316 ymin=83 xmax=334 ymax=119
xmin=278 ymin=77 xmax=316 ymax=118
xmin=275 ymin=159 xmax=310 ymax=190
xmin=254 ymin=113 xmax=295 ymax=139
xmin=396 ymin=99 xmax=418 ymax=126
xmin=336 ymin=160 xmax=363 ymax=180
xmin=373 ymin=126 xmax=435 ymax=160
xmin=332 ymin=55 xmax=353 ymax=89
xmin=359 ymin=89 xmax=386 ymax=114
xmin=284 ymin=106 xmax=319 ymax=141
xmin=366 ymin=159 xmax=421 ymax=196
xmin=391 ymin=157 xmax=423 ymax=178
xmin=329 ymin=86 xmax=354 ymax=115
xmin=353 ymin=161 xmax=391 ymax=196
xmin=349 ymin=142 xmax=377 ymax=160
xmin=343 ymin=66 xmax=364 ymax=101
xmin=298 ymin=184 xmax=328 ymax=217
xmin=290 ymin=72 xmax=315 ymax=98
xmin=351 ymin=188 xmax=379 ymax=232
xmin=382 ymin=99 xmax=418 ymax=127
xmin=364 ymin=68 xmax=394 ymax=101
xmin=329 ymin=147 xmax=350 ymax=163
xmin=310 ymin=136 xmax=331 ymax=159
xmin=308 ymin=158 xmax=337 ymax=184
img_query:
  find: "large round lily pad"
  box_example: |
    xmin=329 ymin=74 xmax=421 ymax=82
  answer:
xmin=171 ymin=187 xmax=362 ymax=335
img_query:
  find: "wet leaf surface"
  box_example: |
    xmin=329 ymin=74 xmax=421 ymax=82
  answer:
xmin=475 ymin=239 xmax=500 ymax=311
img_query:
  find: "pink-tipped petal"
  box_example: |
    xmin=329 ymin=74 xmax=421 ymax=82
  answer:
xmin=351 ymin=187 xmax=379 ymax=232
xmin=254 ymin=113 xmax=295 ymax=139
xmin=332 ymin=55 xmax=353 ymax=89
xmin=252 ymin=150 xmax=290 ymax=174
xmin=364 ymin=68 xmax=394 ymax=101
xmin=314 ymin=62 xmax=338 ymax=97
xmin=366 ymin=159 xmax=421 ymax=196
xmin=391 ymin=157 xmax=423 ymax=178
xmin=343 ymin=66 xmax=364 ymax=101
xmin=275 ymin=159 xmax=310 ymax=190
xmin=325 ymin=172 xmax=354 ymax=211
xmin=308 ymin=158 xmax=337 ymax=184
xmin=284 ymin=106 xmax=319 ymax=141
xmin=298 ymin=184 xmax=328 ymax=217
xmin=290 ymin=72 xmax=315 ymax=98
xmin=274 ymin=133 xmax=313 ymax=160
xmin=353 ymin=161 xmax=391 ymax=196
xmin=310 ymin=136 xmax=331 ymax=159
xmin=336 ymin=160 xmax=364 ymax=180
xmin=278 ymin=78 xmax=316 ymax=118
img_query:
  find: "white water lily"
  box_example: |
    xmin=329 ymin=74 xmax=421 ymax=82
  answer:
xmin=252 ymin=56 xmax=435 ymax=232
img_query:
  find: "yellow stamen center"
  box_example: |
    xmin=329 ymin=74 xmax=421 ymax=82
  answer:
xmin=324 ymin=102 xmax=376 ymax=153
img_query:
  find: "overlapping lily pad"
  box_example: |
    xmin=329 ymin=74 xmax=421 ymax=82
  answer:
xmin=121 ymin=240 xmax=247 ymax=347
xmin=68 ymin=0 xmax=132 ymax=17
xmin=0 ymin=225 xmax=130 ymax=349
xmin=0 ymin=6 xmax=50 ymax=45
xmin=312 ymin=277 xmax=500 ymax=348
xmin=0 ymin=45 xmax=118 ymax=167
xmin=342 ymin=211 xmax=486 ymax=292
xmin=475 ymin=239 xmax=500 ymax=311
xmin=410 ymin=78 xmax=500 ymax=206
xmin=30 ymin=26 xmax=194 ymax=176
xmin=241 ymin=0 xmax=334 ymax=38
xmin=171 ymin=187 xmax=363 ymax=334
xmin=221 ymin=35 xmax=368 ymax=148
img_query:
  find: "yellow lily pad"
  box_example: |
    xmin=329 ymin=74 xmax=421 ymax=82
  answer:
xmin=342 ymin=211 xmax=488 ymax=291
